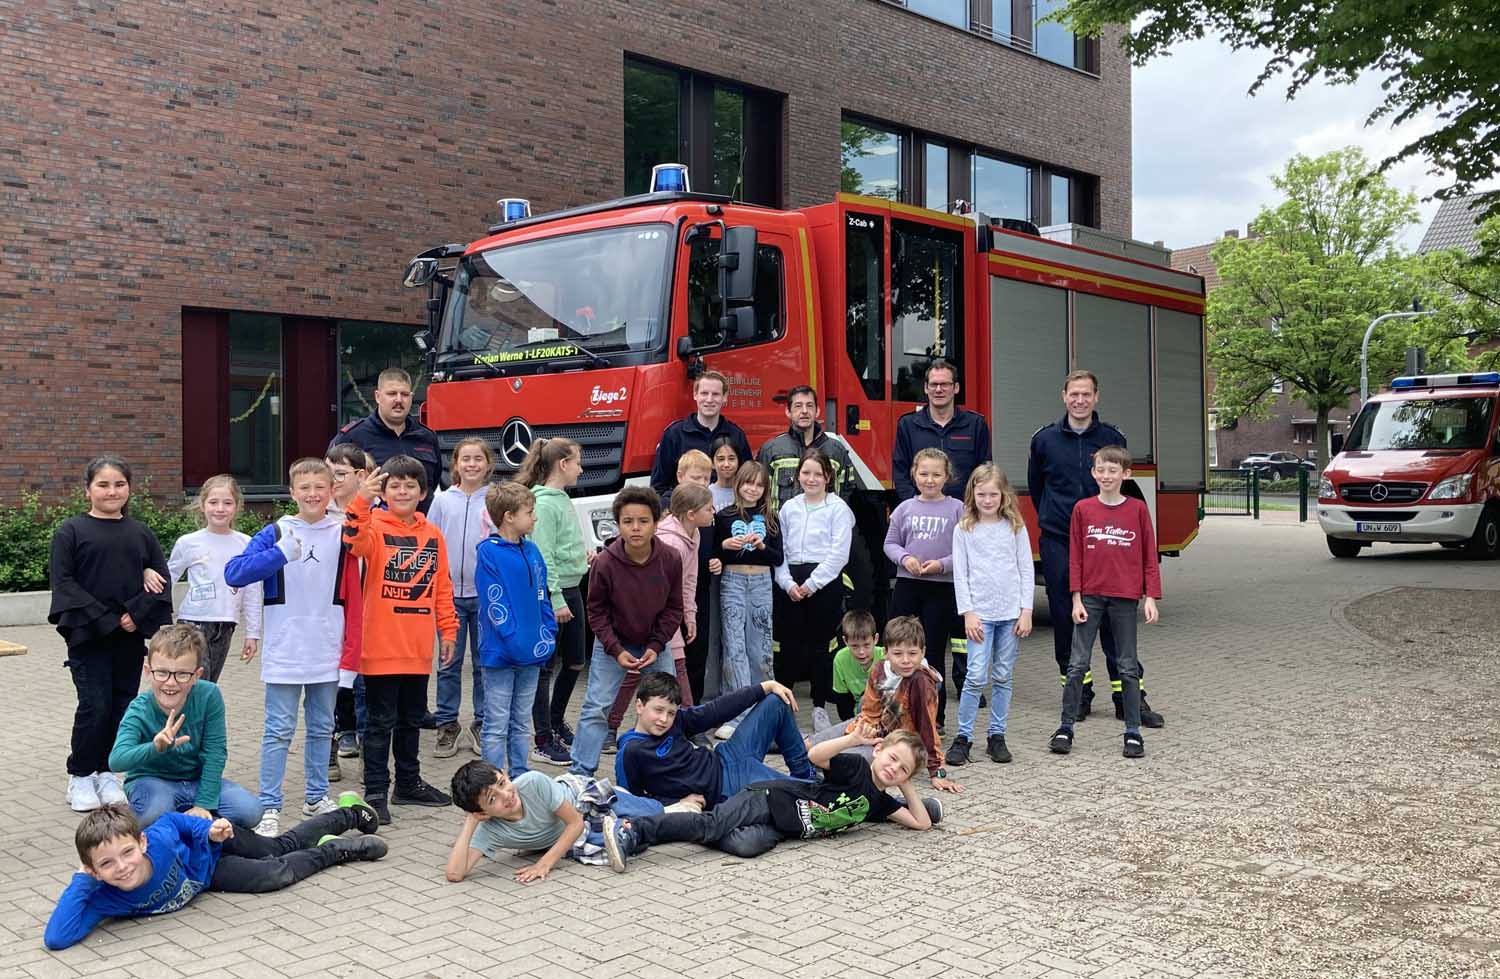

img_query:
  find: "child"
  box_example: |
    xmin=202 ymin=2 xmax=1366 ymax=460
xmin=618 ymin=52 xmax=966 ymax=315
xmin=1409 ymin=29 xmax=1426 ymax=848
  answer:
xmin=444 ymin=760 xmax=673 ymax=883
xmin=43 ymin=799 xmax=385 ymax=950
xmin=518 ymin=437 xmax=589 ymax=767
xmin=324 ymin=444 xmax=372 ymax=782
xmin=703 ymin=436 xmax=741 ymax=702
xmin=708 ymin=436 xmax=741 ymax=511
xmin=669 ymin=449 xmax=713 ymax=504
xmin=109 ymin=624 xmax=262 ymax=830
xmin=884 ymin=447 xmax=965 ymax=730
xmin=225 ymin=458 xmax=349 ymax=836
xmin=602 ymin=729 xmax=934 ymax=867
xmin=49 ymin=456 xmax=174 ymax=813
xmin=616 ymin=672 xmax=815 ymax=808
xmin=713 ymin=461 xmax=784 ymax=739
xmin=830 ymin=609 xmax=884 ymax=722
xmin=473 ymin=482 xmax=557 ymax=777
xmin=167 ymin=474 xmax=262 ymax=683
xmin=427 ymin=436 xmax=496 ymax=759
xmin=567 ymin=486 xmax=684 ymax=778
xmin=774 ymin=450 xmax=853 ymax=732
xmin=1051 ymin=445 xmax=1160 ymax=759
xmin=947 ymin=464 xmax=1034 ymax=767
xmin=343 ymin=455 xmax=459 ymax=821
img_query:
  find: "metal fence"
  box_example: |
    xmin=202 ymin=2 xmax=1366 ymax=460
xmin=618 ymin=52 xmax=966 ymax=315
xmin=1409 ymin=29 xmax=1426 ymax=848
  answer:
xmin=1205 ymin=468 xmax=1256 ymax=516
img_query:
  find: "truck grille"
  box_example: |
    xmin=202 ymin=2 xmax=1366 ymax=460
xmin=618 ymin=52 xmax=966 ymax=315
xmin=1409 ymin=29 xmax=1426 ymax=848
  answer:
xmin=438 ymin=423 xmax=627 ymax=494
xmin=1340 ymin=481 xmax=1426 ymax=504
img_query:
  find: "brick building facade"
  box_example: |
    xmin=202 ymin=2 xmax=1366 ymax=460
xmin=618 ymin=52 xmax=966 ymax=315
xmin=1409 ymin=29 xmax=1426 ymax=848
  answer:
xmin=1 ymin=0 xmax=1130 ymax=498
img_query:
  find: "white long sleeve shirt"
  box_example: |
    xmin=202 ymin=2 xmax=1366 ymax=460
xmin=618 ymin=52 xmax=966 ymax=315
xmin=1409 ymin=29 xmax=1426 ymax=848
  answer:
xmin=952 ymin=518 xmax=1035 ymax=621
xmin=167 ymin=528 xmax=263 ymax=639
xmin=775 ymin=494 xmax=854 ymax=595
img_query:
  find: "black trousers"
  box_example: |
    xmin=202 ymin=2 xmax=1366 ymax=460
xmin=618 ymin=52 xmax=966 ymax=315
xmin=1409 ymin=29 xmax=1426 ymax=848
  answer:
xmin=362 ymin=674 xmax=428 ymax=798
xmin=209 ymin=807 xmax=359 ymax=892
xmin=180 ymin=620 xmax=236 ymax=683
xmin=534 ymin=586 xmax=585 ymax=740
xmin=66 ymin=631 xmax=145 ymax=777
xmin=683 ymin=570 xmax=713 ymax=703
xmin=774 ymin=564 xmax=844 ymax=708
xmin=635 ymin=787 xmax=783 ymax=858
xmin=1039 ymin=534 xmax=1150 ymax=694
xmin=887 ymin=577 xmax=964 ymax=725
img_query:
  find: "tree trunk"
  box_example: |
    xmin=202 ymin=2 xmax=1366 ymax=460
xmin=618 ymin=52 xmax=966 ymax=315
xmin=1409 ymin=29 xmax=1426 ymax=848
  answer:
xmin=1315 ymin=408 xmax=1330 ymax=466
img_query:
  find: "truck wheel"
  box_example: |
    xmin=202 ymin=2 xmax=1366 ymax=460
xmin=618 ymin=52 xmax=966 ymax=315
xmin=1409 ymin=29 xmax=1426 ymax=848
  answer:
xmin=1326 ymin=536 xmax=1363 ymax=559
xmin=1461 ymin=506 xmax=1499 ymax=559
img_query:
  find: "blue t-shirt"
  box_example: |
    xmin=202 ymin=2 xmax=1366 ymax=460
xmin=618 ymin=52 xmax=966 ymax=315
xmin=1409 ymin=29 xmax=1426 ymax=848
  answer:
xmin=44 ymin=813 xmax=220 ymax=950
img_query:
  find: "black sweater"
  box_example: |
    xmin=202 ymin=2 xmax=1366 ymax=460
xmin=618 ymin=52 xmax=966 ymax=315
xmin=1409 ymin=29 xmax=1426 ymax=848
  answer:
xmin=48 ymin=514 xmax=172 ymax=648
xmin=712 ymin=504 xmax=785 ymax=568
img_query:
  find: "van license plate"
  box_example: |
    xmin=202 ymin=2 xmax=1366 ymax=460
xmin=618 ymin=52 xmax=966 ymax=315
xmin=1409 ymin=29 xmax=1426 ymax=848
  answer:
xmin=1356 ymin=522 xmax=1402 ymax=533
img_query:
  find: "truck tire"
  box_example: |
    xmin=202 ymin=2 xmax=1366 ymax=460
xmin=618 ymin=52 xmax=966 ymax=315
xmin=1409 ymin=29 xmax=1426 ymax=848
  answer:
xmin=1461 ymin=506 xmax=1499 ymax=560
xmin=1326 ymin=536 xmax=1363 ymax=559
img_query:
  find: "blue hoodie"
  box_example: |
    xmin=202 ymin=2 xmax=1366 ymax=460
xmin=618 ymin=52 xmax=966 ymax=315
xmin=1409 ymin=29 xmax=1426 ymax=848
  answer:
xmin=615 ymin=685 xmax=766 ymax=804
xmin=474 ymin=535 xmax=558 ymax=668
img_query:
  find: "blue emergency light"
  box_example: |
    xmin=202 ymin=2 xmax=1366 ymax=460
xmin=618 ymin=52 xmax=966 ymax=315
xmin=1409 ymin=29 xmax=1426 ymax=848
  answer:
xmin=1390 ymin=371 xmax=1500 ymax=388
xmin=651 ymin=163 xmax=690 ymax=193
xmin=497 ymin=198 xmax=531 ymax=223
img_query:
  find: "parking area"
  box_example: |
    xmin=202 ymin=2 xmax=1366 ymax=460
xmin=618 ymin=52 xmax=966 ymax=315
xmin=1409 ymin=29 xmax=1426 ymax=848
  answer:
xmin=1 ymin=516 xmax=1497 ymax=979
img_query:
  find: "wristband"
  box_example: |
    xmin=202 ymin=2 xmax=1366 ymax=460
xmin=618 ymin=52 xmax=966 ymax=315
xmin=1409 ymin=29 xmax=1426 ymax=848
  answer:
xmin=934 ymin=768 xmax=948 ymax=780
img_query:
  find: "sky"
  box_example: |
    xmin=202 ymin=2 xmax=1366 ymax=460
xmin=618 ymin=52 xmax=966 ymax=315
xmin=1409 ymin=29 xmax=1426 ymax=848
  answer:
xmin=1131 ymin=37 xmax=1467 ymax=253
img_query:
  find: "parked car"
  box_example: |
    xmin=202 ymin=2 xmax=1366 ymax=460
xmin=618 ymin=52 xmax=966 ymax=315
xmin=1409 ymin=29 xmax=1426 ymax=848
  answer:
xmin=1238 ymin=451 xmax=1317 ymax=479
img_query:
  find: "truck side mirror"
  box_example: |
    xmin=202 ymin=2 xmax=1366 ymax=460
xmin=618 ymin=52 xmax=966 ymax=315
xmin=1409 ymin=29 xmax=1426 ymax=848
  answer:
xmin=719 ymin=308 xmax=756 ymax=343
xmin=721 ymin=226 xmax=757 ymax=304
xmin=403 ymin=257 xmax=438 ymax=289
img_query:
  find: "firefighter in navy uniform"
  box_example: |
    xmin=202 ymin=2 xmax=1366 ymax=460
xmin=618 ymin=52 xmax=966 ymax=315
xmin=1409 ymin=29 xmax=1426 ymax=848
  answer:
xmin=328 ymin=367 xmax=443 ymax=513
xmin=1027 ymin=369 xmax=1164 ymax=727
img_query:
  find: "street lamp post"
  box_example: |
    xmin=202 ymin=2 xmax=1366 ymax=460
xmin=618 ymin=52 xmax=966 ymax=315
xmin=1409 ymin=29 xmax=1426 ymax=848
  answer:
xmin=1360 ymin=308 xmax=1435 ymax=402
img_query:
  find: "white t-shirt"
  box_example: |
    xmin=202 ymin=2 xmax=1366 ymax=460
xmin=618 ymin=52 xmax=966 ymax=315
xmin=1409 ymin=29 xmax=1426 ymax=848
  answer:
xmin=168 ymin=528 xmax=263 ymax=638
xmin=469 ymin=772 xmax=573 ymax=854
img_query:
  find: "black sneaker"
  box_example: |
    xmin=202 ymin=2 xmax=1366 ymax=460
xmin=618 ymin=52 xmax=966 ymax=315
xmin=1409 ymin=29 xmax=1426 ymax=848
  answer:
xmin=601 ymin=730 xmax=618 ymax=754
xmin=419 ymin=711 xmax=439 ymax=730
xmin=554 ymin=721 xmax=575 ymax=747
xmin=1114 ymin=694 xmax=1165 ymax=729
xmin=1048 ymin=727 xmax=1074 ymax=754
xmin=1122 ymin=732 xmax=1145 ymax=759
xmin=366 ymin=794 xmax=393 ymax=825
xmin=326 ymin=834 xmax=389 ymax=863
xmin=434 ymin=722 xmax=461 ymax=759
xmin=944 ymin=735 xmax=972 ymax=768
xmin=393 ymin=781 xmax=451 ymax=807
xmin=337 ymin=793 xmax=382 ymax=835
xmin=922 ymin=796 xmax=943 ymax=825
xmin=328 ymin=743 xmax=342 ymax=782
xmin=336 ymin=731 xmax=360 ymax=758
xmin=1077 ymin=689 xmax=1093 ymax=722
xmin=986 ymin=734 xmax=1012 ymax=763
xmin=602 ymin=815 xmax=640 ymax=872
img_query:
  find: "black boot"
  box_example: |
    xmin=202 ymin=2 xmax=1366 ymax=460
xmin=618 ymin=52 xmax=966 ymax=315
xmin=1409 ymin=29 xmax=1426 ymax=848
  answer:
xmin=1113 ymin=692 xmax=1164 ymax=728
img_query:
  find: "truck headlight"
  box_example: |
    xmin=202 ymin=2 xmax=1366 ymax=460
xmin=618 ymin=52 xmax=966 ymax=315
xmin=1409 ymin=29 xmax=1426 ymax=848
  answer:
xmin=1428 ymin=474 xmax=1473 ymax=501
xmin=1318 ymin=477 xmax=1335 ymax=499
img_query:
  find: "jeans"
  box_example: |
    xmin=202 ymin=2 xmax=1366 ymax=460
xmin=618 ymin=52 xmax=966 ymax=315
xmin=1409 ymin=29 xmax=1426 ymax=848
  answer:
xmin=208 ymin=806 xmax=364 ymax=893
xmin=127 ymin=775 xmax=263 ymax=829
xmin=258 ymin=681 xmax=337 ymax=810
xmin=634 ymin=787 xmax=782 ymax=858
xmin=362 ymin=674 xmax=428 ymax=799
xmin=1062 ymin=595 xmax=1140 ymax=730
xmin=714 ymin=695 xmax=815 ymax=801
xmin=568 ymin=640 xmax=676 ymax=777
xmin=436 ymin=596 xmax=486 ymax=726
xmin=720 ymin=571 xmax=774 ymax=728
xmin=65 ymin=632 xmax=144 ymax=777
xmin=1041 ymin=534 xmax=1124 ymax=689
xmin=479 ymin=664 xmax=541 ymax=776
xmin=957 ymin=619 xmax=1020 ymax=739
xmin=534 ymin=586 xmax=585 ymax=742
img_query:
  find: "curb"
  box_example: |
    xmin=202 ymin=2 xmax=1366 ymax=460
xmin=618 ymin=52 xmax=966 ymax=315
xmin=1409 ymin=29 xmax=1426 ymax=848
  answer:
xmin=0 ymin=583 xmax=189 ymax=628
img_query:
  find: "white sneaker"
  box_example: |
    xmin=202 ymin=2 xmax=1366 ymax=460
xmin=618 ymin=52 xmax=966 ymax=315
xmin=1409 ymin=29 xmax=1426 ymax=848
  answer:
xmin=67 ymin=775 xmax=101 ymax=812
xmin=254 ymin=809 xmax=281 ymax=837
xmin=301 ymin=797 xmax=339 ymax=817
xmin=714 ymin=724 xmax=736 ymax=741
xmin=812 ymin=706 xmax=832 ymax=733
xmin=94 ymin=772 xmax=127 ymax=805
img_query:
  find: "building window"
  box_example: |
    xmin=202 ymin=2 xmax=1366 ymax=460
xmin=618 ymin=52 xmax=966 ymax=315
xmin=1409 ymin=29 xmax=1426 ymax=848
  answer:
xmin=1034 ymin=0 xmax=1088 ymax=68
xmin=973 ymin=153 xmax=1032 ymax=221
xmin=1208 ymin=412 xmax=1219 ymax=467
xmin=905 ymin=0 xmax=967 ymax=29
xmin=712 ymin=86 xmax=745 ymax=200
xmin=924 ymin=142 xmax=950 ymax=210
xmin=841 ymin=118 xmax=902 ymax=200
xmin=891 ymin=220 xmax=964 ymax=403
xmin=845 ymin=211 xmax=886 ymax=401
xmin=227 ymin=313 xmax=284 ymax=490
xmin=1049 ymin=173 xmax=1071 ymax=225
xmin=337 ymin=321 xmax=430 ymax=428
xmin=624 ymin=61 xmax=680 ymax=199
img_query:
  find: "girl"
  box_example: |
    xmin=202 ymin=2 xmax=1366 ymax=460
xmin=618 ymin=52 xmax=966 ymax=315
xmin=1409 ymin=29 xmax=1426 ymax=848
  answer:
xmin=49 ymin=457 xmax=174 ymax=812
xmin=884 ymin=448 xmax=965 ymax=730
xmin=947 ymin=464 xmax=1033 ymax=766
xmin=167 ymin=475 xmax=263 ymax=684
xmin=708 ymin=436 xmax=741 ymax=512
xmin=518 ymin=437 xmax=589 ymax=767
xmin=713 ymin=462 xmax=784 ymax=739
xmin=427 ymin=436 xmax=496 ymax=759
xmin=702 ymin=435 xmax=742 ymax=702
xmin=774 ymin=450 xmax=854 ymax=733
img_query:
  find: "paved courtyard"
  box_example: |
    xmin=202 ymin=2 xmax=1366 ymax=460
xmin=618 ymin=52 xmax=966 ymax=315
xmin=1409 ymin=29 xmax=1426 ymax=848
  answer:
xmin=1 ymin=516 xmax=1497 ymax=979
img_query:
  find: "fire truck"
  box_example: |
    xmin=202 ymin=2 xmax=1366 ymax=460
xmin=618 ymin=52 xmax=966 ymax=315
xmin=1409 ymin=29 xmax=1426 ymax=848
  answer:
xmin=403 ymin=166 xmax=1208 ymax=571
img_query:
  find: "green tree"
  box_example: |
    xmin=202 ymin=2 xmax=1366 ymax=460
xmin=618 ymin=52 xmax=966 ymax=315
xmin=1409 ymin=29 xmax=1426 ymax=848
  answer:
xmin=1208 ymin=149 xmax=1443 ymax=459
xmin=1062 ymin=0 xmax=1500 ymax=214
xmin=1421 ymin=216 xmax=1500 ymax=370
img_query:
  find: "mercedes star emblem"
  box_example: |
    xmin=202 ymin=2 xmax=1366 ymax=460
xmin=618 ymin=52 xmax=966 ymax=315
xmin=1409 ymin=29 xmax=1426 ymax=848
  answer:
xmin=499 ymin=418 xmax=534 ymax=468
xmin=511 ymin=378 xmax=523 ymax=392
xmin=1370 ymin=483 xmax=1389 ymax=501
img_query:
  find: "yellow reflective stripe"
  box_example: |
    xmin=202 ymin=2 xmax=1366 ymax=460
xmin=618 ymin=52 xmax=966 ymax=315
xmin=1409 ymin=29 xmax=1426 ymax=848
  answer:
xmin=798 ymin=228 xmax=817 ymax=389
xmin=840 ymin=572 xmax=854 ymax=590
xmin=1110 ymin=680 xmax=1124 ymax=693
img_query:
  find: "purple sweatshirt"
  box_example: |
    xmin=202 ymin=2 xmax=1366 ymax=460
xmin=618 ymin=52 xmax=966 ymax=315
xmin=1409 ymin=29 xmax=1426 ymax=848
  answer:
xmin=883 ymin=495 xmax=963 ymax=583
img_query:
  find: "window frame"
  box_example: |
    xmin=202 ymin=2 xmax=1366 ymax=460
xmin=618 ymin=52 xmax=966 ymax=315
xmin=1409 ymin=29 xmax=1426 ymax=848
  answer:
xmin=685 ymin=236 xmax=788 ymax=352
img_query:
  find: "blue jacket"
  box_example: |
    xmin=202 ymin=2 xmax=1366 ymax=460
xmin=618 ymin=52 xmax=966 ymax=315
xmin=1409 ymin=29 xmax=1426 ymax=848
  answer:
xmin=1026 ymin=412 xmax=1128 ymax=539
xmin=892 ymin=407 xmax=992 ymax=500
xmin=649 ymin=413 xmax=752 ymax=499
xmin=474 ymin=535 xmax=558 ymax=668
xmin=615 ymin=685 xmax=765 ymax=804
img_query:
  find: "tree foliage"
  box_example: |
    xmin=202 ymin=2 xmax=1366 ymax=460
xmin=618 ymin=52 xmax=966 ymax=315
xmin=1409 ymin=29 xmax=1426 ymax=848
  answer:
xmin=1063 ymin=0 xmax=1500 ymax=215
xmin=1420 ymin=216 xmax=1500 ymax=370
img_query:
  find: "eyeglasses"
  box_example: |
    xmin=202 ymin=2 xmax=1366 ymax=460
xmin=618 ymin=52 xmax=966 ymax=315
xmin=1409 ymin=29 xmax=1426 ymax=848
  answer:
xmin=149 ymin=669 xmax=197 ymax=683
xmin=925 ymin=381 xmax=955 ymax=390
xmin=330 ymin=469 xmax=358 ymax=482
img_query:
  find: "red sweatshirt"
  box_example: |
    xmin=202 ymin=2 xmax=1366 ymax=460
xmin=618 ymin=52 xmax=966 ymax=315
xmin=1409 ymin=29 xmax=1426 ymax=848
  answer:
xmin=1068 ymin=496 xmax=1162 ymax=600
xmin=586 ymin=537 xmax=683 ymax=656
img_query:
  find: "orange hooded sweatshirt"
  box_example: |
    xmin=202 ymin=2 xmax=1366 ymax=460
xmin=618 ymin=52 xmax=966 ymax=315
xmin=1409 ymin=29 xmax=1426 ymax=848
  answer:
xmin=342 ymin=495 xmax=457 ymax=675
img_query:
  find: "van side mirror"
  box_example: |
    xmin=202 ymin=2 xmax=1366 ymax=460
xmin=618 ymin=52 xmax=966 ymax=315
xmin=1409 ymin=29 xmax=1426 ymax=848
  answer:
xmin=721 ymin=226 xmax=757 ymax=304
xmin=403 ymin=257 xmax=438 ymax=289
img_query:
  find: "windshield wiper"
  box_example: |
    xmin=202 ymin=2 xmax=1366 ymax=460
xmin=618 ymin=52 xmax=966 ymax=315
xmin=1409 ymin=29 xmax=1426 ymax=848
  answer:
xmin=520 ymin=334 xmax=612 ymax=369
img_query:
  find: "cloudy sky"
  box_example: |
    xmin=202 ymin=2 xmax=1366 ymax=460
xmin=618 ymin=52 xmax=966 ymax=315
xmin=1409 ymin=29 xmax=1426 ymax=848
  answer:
xmin=1132 ymin=37 xmax=1464 ymax=252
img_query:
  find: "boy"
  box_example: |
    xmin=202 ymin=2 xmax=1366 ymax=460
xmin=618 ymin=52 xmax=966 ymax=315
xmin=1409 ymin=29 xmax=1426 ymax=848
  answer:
xmin=325 ymin=443 xmax=372 ymax=775
xmin=225 ymin=458 xmax=350 ymax=836
xmin=616 ymin=673 xmax=816 ymax=808
xmin=603 ymin=729 xmax=933 ymax=867
xmin=108 ymin=624 xmax=262 ymax=830
xmin=444 ymin=760 xmax=679 ymax=883
xmin=568 ymin=486 xmax=684 ymax=777
xmin=344 ymin=455 xmax=459 ymax=822
xmin=1051 ymin=445 xmax=1160 ymax=759
xmin=43 ymin=799 xmax=385 ymax=950
xmin=830 ymin=610 xmax=884 ymax=721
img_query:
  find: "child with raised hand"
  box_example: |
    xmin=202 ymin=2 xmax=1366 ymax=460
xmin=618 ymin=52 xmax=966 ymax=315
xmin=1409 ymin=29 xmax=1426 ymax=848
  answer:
xmin=519 ymin=437 xmax=589 ymax=767
xmin=830 ymin=609 xmax=884 ymax=722
xmin=167 ymin=475 xmax=262 ymax=684
xmin=473 ymin=482 xmax=557 ymax=777
xmin=428 ymin=436 xmax=497 ymax=759
xmin=714 ymin=461 xmax=784 ymax=739
xmin=50 ymin=456 xmax=174 ymax=814
xmin=883 ymin=447 xmax=965 ymax=730
xmin=946 ymin=464 xmax=1034 ymax=767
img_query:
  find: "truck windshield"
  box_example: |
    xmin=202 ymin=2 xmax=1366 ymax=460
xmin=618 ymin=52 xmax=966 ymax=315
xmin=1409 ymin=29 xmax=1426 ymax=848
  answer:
xmin=437 ymin=224 xmax=672 ymax=369
xmin=1345 ymin=397 xmax=1494 ymax=451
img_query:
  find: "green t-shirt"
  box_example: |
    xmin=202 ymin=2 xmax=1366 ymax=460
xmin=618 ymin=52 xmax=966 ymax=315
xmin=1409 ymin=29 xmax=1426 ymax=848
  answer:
xmin=831 ymin=645 xmax=884 ymax=696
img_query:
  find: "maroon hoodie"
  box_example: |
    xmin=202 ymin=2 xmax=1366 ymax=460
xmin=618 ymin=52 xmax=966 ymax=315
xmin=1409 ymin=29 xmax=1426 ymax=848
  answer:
xmin=586 ymin=537 xmax=684 ymax=656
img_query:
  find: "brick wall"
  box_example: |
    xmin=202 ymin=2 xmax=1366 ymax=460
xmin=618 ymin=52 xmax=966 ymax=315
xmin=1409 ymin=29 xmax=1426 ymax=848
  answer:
xmin=0 ymin=0 xmax=1129 ymax=499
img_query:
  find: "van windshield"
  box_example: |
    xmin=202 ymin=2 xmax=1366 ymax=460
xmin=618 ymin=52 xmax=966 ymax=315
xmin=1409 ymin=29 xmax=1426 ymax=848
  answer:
xmin=1345 ymin=397 xmax=1494 ymax=451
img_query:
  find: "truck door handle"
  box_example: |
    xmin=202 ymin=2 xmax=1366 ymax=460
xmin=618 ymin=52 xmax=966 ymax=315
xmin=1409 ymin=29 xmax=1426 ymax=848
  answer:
xmin=772 ymin=389 xmax=790 ymax=404
xmin=846 ymin=404 xmax=861 ymax=431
